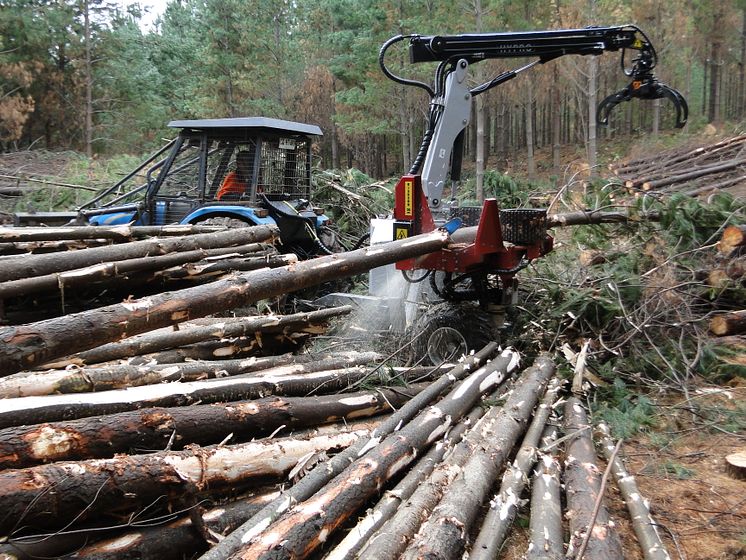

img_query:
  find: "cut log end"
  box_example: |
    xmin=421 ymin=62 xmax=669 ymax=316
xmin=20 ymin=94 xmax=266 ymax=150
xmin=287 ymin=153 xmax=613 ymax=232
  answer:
xmin=710 ymin=310 xmax=746 ymax=336
xmin=725 ymin=450 xmax=746 ymax=480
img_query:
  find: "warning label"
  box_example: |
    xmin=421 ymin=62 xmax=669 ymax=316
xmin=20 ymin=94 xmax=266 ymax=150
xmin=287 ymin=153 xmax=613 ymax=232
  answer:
xmin=403 ymin=180 xmax=413 ymax=218
xmin=394 ymin=221 xmax=413 ymax=240
xmin=395 ymin=227 xmax=409 ymax=240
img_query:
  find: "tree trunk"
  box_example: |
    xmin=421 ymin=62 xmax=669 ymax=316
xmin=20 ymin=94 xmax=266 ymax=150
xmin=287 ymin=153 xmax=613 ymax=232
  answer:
xmin=469 ymin=377 xmax=562 ymax=560
xmin=0 ymin=230 xmax=449 ymax=376
xmin=564 ymin=397 xmax=624 ymax=559
xmin=0 ymin=362 xmax=426 ymax=429
xmin=0 ymin=224 xmax=226 ymax=242
xmin=526 ymin=81 xmax=536 ymax=180
xmin=225 ymin=350 xmax=519 ymax=560
xmin=526 ymin=425 xmax=564 ymax=560
xmin=0 ymin=226 xmax=279 ymax=283
xmin=719 ymin=224 xmax=746 ymax=255
xmin=60 ymin=307 xmax=352 ymax=366
xmin=197 ymin=344 xmax=501 ymax=560
xmin=0 ymin=243 xmax=275 ymax=299
xmin=0 ymin=431 xmax=364 ymax=537
xmin=401 ymin=356 xmax=556 ymax=560
xmin=710 ymin=310 xmax=746 ymax=336
xmin=547 ymin=210 xmax=660 ymax=227
xmin=552 ymin=65 xmax=562 ymax=177
xmin=0 ymin=385 xmax=421 ymax=469
xmin=587 ymin=55 xmax=598 ymax=178
xmin=325 ymin=388 xmax=499 ymax=560
xmin=84 ymin=0 xmax=93 ymax=158
xmin=709 ymin=39 xmax=723 ymax=123
xmin=598 ymin=423 xmax=671 ymax=560
xmin=642 ymin=158 xmax=746 ymax=191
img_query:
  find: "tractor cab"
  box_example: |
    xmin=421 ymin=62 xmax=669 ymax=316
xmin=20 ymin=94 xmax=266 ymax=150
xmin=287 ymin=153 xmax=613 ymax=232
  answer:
xmin=72 ymin=117 xmax=334 ymax=257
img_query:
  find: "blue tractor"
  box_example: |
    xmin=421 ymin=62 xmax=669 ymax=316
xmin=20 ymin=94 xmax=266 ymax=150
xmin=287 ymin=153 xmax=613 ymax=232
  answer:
xmin=36 ymin=117 xmax=339 ymax=257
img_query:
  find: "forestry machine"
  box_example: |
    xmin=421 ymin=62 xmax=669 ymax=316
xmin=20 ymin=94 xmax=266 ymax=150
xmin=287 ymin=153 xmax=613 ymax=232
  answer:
xmin=362 ymin=25 xmax=687 ymax=362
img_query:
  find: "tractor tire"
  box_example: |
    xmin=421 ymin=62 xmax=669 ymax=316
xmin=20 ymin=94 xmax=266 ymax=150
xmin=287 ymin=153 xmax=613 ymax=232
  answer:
xmin=410 ymin=302 xmax=499 ymax=365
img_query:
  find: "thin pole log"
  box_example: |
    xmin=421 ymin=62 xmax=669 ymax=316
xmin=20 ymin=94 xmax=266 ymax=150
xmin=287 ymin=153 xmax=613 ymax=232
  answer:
xmin=710 ymin=309 xmax=746 ymax=336
xmin=356 ymin=382 xmax=515 ymax=560
xmin=0 ymin=385 xmax=422 ymax=468
xmin=0 ymin=363 xmax=412 ymax=429
xmin=0 ymin=244 xmax=278 ymax=299
xmin=230 ymin=349 xmax=520 ymax=560
xmin=401 ymin=355 xmax=556 ymax=560
xmin=2 ymin=490 xmax=280 ymax=560
xmin=0 ymin=430 xmax=365 ymax=538
xmin=641 ymin=158 xmax=746 ymax=191
xmin=322 ymin=384 xmax=507 ymax=560
xmin=0 ymin=238 xmax=112 ymax=255
xmin=0 ymin=225 xmax=279 ymax=283
xmin=0 ymin=352 xmax=327 ymax=398
xmin=564 ymin=397 xmax=624 ymax=559
xmin=547 ymin=210 xmax=660 ymax=228
xmin=0 ymin=229 xmax=449 ymax=376
xmin=196 ymin=343 xmax=502 ymax=560
xmin=469 ymin=377 xmax=563 ymax=560
xmin=526 ymin=425 xmax=564 ymax=560
xmin=598 ymin=423 xmax=671 ymax=560
xmin=0 ymin=224 xmax=226 ymax=242
xmin=65 ymin=307 xmax=352 ymax=366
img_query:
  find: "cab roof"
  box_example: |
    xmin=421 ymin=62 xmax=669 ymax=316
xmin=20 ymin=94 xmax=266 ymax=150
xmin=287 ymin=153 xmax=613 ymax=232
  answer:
xmin=167 ymin=117 xmax=322 ymax=137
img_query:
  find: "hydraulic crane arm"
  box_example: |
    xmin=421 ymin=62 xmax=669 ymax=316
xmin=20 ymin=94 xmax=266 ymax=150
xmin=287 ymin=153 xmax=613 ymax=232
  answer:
xmin=380 ymin=25 xmax=687 ymax=220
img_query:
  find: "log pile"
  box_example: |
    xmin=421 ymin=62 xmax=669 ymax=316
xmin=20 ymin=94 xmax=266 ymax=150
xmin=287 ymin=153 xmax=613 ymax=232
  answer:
xmin=609 ymin=135 xmax=746 ymax=196
xmin=0 ymin=224 xmax=286 ymax=322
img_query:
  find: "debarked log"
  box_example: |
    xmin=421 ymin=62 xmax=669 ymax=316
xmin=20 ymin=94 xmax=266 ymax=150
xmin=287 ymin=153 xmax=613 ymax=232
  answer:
xmin=0 ymin=225 xmax=279 ymax=283
xmin=401 ymin=355 xmax=556 ymax=560
xmin=64 ymin=307 xmax=352 ymax=366
xmin=564 ymin=397 xmax=623 ymax=559
xmin=469 ymin=376 xmax=563 ymax=560
xmin=0 ymin=362 xmax=412 ymax=428
xmin=0 ymin=224 xmax=227 ymax=243
xmin=598 ymin=423 xmax=671 ymax=560
xmin=0 ymin=242 xmax=275 ymax=300
xmin=0 ymin=229 xmax=450 ymax=376
xmin=0 ymin=385 xmax=422 ymax=468
xmin=229 ymin=349 xmax=520 ymax=560
xmin=0 ymin=429 xmax=366 ymax=538
xmin=196 ymin=343 xmax=501 ymax=560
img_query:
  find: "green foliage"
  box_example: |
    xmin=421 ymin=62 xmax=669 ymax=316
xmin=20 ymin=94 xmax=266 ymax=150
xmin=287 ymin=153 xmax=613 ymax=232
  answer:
xmin=660 ymin=193 xmax=746 ymax=251
xmin=593 ymin=378 xmax=656 ymax=438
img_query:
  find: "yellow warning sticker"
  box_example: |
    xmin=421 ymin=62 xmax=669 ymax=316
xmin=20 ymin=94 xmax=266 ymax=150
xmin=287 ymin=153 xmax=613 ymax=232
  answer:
xmin=395 ymin=227 xmax=409 ymax=240
xmin=632 ymin=38 xmax=643 ymax=49
xmin=404 ymin=179 xmax=413 ymax=217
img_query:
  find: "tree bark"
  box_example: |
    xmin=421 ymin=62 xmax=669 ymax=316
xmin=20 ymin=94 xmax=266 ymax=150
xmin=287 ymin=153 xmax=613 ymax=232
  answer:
xmin=0 ymin=226 xmax=278 ymax=283
xmin=526 ymin=425 xmax=564 ymax=560
xmin=0 ymin=385 xmax=422 ymax=469
xmin=60 ymin=307 xmax=352 ymax=366
xmin=196 ymin=344 xmax=501 ymax=560
xmin=0 ymin=431 xmax=364 ymax=538
xmin=324 ymin=388 xmax=499 ymax=560
xmin=0 ymin=243 xmax=275 ymax=299
xmin=225 ymin=349 xmax=520 ymax=560
xmin=0 ymin=362 xmax=418 ymax=429
xmin=598 ymin=423 xmax=671 ymax=560
xmin=547 ymin=210 xmax=660 ymax=227
xmin=641 ymin=159 xmax=746 ymax=191
xmin=526 ymin=80 xmax=536 ymax=180
xmin=2 ymin=490 xmax=280 ymax=560
xmin=0 ymin=353 xmax=310 ymax=398
xmin=0 ymin=230 xmax=449 ymax=376
xmin=710 ymin=310 xmax=746 ymax=336
xmin=401 ymin=355 xmax=556 ymax=560
xmin=0 ymin=224 xmax=225 ymax=243
xmin=564 ymin=397 xmax=624 ymax=559
xmin=469 ymin=377 xmax=562 ymax=560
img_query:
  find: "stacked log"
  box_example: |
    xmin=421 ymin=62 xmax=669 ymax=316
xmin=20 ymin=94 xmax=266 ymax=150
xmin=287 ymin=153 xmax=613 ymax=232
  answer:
xmin=609 ymin=135 xmax=746 ymax=196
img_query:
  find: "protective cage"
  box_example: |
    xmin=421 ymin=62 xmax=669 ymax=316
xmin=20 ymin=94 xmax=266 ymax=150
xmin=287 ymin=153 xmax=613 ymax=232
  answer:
xmin=499 ymin=208 xmax=547 ymax=245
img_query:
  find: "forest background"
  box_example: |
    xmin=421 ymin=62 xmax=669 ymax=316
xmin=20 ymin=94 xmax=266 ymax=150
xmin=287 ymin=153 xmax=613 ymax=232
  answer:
xmin=2 ymin=0 xmax=746 ymax=190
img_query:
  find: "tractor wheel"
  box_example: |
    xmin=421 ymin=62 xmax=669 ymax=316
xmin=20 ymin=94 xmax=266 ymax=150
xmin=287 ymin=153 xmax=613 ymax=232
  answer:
xmin=410 ymin=302 xmax=499 ymax=365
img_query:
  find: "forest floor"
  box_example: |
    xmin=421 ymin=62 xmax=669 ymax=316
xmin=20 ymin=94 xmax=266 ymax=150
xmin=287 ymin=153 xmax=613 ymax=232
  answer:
xmin=1 ymin=130 xmax=744 ymax=559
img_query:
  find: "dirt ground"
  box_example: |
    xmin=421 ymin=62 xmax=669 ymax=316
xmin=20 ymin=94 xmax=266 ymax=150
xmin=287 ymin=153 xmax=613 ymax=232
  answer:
xmin=495 ymin=385 xmax=746 ymax=560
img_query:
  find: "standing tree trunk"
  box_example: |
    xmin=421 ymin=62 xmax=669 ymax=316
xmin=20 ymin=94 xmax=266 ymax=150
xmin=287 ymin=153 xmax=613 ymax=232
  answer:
xmin=552 ymin=65 xmax=562 ymax=177
xmin=526 ymin=80 xmax=536 ymax=181
xmin=587 ymin=55 xmax=598 ymax=178
xmin=84 ymin=0 xmax=93 ymax=158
